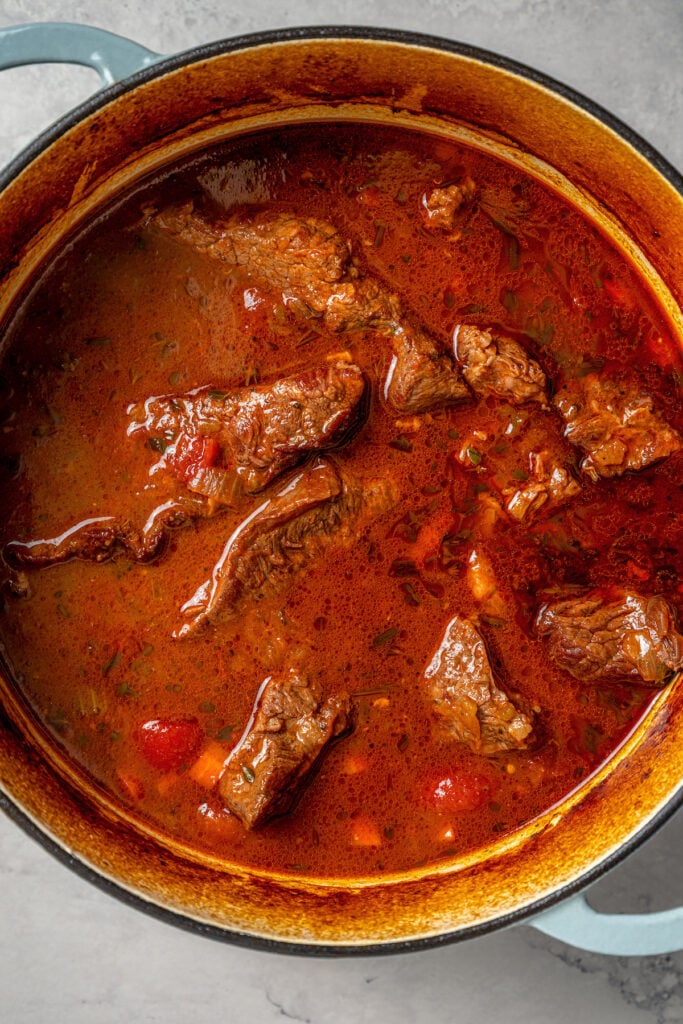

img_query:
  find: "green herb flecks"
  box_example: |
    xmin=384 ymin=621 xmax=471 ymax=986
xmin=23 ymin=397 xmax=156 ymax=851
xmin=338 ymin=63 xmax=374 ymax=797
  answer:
xmin=102 ymin=651 xmax=121 ymax=676
xmin=390 ymin=435 xmax=413 ymax=453
xmin=295 ymin=329 xmax=320 ymax=349
xmin=502 ymin=289 xmax=518 ymax=313
xmin=372 ymin=626 xmax=398 ymax=649
xmin=480 ymin=614 xmax=506 ymax=628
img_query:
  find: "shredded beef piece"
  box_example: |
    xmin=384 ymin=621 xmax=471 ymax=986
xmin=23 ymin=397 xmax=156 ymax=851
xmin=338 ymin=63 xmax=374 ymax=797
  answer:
xmin=177 ymin=458 xmax=395 ymax=637
xmin=128 ymin=359 xmax=366 ymax=496
xmin=501 ymin=450 xmax=582 ymax=521
xmin=554 ymin=375 xmax=682 ymax=480
xmin=453 ymin=324 xmax=548 ymax=406
xmin=219 ymin=671 xmax=350 ymax=828
xmin=425 ymin=614 xmax=535 ymax=754
xmin=421 ymin=177 xmax=476 ymax=232
xmin=536 ymin=589 xmax=683 ymax=684
xmin=152 ymin=204 xmax=468 ymax=414
xmin=3 ymin=495 xmax=213 ymax=568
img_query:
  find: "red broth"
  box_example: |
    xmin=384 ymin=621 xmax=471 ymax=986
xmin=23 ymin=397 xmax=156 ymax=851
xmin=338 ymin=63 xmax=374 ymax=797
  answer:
xmin=0 ymin=122 xmax=681 ymax=877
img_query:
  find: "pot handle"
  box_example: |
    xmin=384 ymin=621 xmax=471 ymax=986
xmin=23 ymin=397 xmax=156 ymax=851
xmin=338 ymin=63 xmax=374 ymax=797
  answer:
xmin=530 ymin=893 xmax=683 ymax=956
xmin=0 ymin=22 xmax=161 ymax=86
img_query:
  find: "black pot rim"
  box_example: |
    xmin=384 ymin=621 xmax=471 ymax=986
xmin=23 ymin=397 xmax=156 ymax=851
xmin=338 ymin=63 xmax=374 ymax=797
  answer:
xmin=1 ymin=22 xmax=682 ymax=957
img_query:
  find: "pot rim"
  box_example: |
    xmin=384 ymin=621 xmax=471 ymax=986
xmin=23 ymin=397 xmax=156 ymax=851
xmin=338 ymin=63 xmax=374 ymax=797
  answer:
xmin=1 ymin=24 xmax=682 ymax=199
xmin=1 ymin=23 xmax=682 ymax=956
xmin=2 ymin=773 xmax=682 ymax=957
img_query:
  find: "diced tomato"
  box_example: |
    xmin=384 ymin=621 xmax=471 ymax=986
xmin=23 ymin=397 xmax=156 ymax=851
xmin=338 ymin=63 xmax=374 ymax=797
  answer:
xmin=425 ymin=771 xmax=498 ymax=813
xmin=169 ymin=433 xmax=220 ymax=484
xmin=137 ymin=717 xmax=203 ymax=772
xmin=197 ymin=799 xmax=242 ymax=838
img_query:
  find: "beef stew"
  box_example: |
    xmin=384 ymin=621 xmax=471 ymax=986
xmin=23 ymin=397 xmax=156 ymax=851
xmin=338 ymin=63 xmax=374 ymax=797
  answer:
xmin=0 ymin=120 xmax=681 ymax=879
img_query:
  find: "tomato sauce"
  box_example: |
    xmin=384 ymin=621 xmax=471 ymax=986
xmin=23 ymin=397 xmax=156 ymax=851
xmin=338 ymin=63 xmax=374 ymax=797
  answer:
xmin=0 ymin=122 xmax=681 ymax=878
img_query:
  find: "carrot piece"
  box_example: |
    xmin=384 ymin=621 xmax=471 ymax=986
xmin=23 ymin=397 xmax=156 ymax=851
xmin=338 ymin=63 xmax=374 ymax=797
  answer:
xmin=117 ymin=771 xmax=144 ymax=801
xmin=342 ymin=754 xmax=368 ymax=776
xmin=647 ymin=335 xmax=680 ymax=370
xmin=156 ymin=771 xmax=179 ymax=797
xmin=437 ymin=824 xmax=455 ymax=843
xmin=350 ymin=816 xmax=382 ymax=847
xmin=188 ymin=740 xmax=229 ymax=788
xmin=410 ymin=522 xmax=442 ymax=565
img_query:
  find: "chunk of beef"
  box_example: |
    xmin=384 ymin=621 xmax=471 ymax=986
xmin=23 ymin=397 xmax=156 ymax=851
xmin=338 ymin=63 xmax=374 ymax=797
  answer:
xmin=322 ymin=275 xmax=400 ymax=332
xmin=152 ymin=204 xmax=468 ymax=415
xmin=425 ymin=614 xmax=535 ymax=754
xmin=177 ymin=458 xmax=396 ymax=637
xmin=385 ymin=326 xmax=469 ymax=415
xmin=219 ymin=671 xmax=350 ymax=828
xmin=501 ymin=450 xmax=582 ymax=521
xmin=453 ymin=324 xmax=548 ymax=406
xmin=3 ymin=495 xmax=213 ymax=568
xmin=128 ymin=359 xmax=366 ymax=497
xmin=554 ymin=375 xmax=682 ymax=480
xmin=536 ymin=589 xmax=683 ymax=684
xmin=155 ymin=205 xmax=351 ymax=312
xmin=6 ymin=362 xmax=366 ymax=571
xmin=421 ymin=177 xmax=476 ymax=233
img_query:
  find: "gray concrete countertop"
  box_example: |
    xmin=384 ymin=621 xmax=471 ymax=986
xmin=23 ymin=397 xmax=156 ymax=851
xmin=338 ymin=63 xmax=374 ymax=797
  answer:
xmin=0 ymin=2 xmax=682 ymax=1021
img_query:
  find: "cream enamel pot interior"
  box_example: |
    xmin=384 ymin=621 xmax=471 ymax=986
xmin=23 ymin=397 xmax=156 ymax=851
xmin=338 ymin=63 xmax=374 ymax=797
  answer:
xmin=0 ymin=22 xmax=682 ymax=957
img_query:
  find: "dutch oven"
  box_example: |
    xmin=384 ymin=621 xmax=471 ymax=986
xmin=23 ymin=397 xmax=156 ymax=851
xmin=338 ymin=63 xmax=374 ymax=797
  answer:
xmin=0 ymin=21 xmax=682 ymax=957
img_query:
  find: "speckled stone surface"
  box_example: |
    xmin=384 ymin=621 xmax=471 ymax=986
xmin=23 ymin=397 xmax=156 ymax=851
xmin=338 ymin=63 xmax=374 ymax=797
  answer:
xmin=0 ymin=2 xmax=682 ymax=1021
